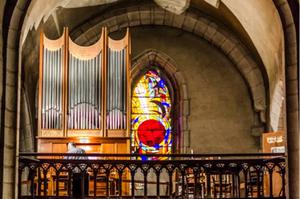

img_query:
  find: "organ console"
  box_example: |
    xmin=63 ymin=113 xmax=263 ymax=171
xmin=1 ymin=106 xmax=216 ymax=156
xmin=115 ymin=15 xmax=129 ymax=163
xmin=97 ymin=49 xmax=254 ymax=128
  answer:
xmin=37 ymin=27 xmax=131 ymax=154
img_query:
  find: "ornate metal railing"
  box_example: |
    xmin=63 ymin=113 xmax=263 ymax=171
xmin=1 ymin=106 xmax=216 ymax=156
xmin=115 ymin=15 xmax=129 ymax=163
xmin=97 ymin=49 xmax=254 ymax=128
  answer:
xmin=18 ymin=153 xmax=286 ymax=198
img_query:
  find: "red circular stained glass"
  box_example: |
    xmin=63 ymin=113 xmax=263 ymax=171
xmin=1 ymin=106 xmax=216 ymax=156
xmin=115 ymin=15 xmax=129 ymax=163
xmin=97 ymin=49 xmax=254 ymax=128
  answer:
xmin=137 ymin=119 xmax=166 ymax=147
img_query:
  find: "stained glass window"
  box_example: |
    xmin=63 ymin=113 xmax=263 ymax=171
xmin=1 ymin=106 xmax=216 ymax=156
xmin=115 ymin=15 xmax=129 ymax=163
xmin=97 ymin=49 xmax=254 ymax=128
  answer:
xmin=131 ymin=69 xmax=172 ymax=160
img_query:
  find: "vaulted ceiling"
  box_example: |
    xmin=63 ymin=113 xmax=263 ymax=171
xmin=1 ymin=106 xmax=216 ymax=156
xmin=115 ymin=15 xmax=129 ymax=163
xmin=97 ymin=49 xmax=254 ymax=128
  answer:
xmin=21 ymin=0 xmax=284 ymax=95
xmin=21 ymin=0 xmax=287 ymax=131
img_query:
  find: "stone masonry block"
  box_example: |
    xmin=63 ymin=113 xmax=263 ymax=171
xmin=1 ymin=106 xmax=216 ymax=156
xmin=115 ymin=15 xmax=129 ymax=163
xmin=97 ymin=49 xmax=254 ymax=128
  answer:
xmin=172 ymin=14 xmax=185 ymax=28
xmin=236 ymin=56 xmax=255 ymax=75
xmin=10 ymin=6 xmax=24 ymax=30
xmin=3 ymin=166 xmax=14 ymax=184
xmin=4 ymin=110 xmax=16 ymax=128
xmin=285 ymin=25 xmax=297 ymax=46
xmin=247 ymin=68 xmax=264 ymax=87
xmin=212 ymin=31 xmax=226 ymax=48
xmin=6 ymin=70 xmax=17 ymax=87
xmin=164 ymin=11 xmax=174 ymax=26
xmin=182 ymin=99 xmax=190 ymax=116
xmin=193 ymin=17 xmax=209 ymax=36
xmin=286 ymin=110 xmax=299 ymax=131
xmin=174 ymin=71 xmax=186 ymax=85
xmin=203 ymin=22 xmax=218 ymax=42
xmin=16 ymin=0 xmax=28 ymax=11
xmin=127 ymin=11 xmax=141 ymax=26
xmin=154 ymin=7 xmax=165 ymax=25
xmin=286 ymin=44 xmax=297 ymax=66
xmin=5 ymin=86 xmax=17 ymax=112
xmin=108 ymin=25 xmax=119 ymax=33
xmin=183 ymin=130 xmax=190 ymax=148
xmin=7 ymin=48 xmax=17 ymax=73
xmin=116 ymin=14 xmax=129 ymax=28
xmin=252 ymin=84 xmax=266 ymax=111
xmin=182 ymin=14 xmax=197 ymax=32
xmin=7 ymin=29 xmax=18 ymax=49
xmin=280 ymin=2 xmax=294 ymax=27
xmin=4 ymin=127 xmax=16 ymax=148
xmin=286 ymin=64 xmax=298 ymax=80
xmin=181 ymin=116 xmax=189 ymax=131
xmin=181 ymin=84 xmax=188 ymax=100
xmin=164 ymin=62 xmax=177 ymax=74
xmin=83 ymin=29 xmax=97 ymax=42
xmin=228 ymin=44 xmax=247 ymax=64
xmin=286 ymin=79 xmax=298 ymax=95
xmin=103 ymin=17 xmax=118 ymax=29
xmin=220 ymin=38 xmax=236 ymax=55
xmin=140 ymin=10 xmax=151 ymax=25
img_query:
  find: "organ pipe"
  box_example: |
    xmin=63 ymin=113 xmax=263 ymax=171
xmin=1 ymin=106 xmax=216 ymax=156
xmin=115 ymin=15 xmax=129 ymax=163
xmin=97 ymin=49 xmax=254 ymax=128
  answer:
xmin=38 ymin=27 xmax=130 ymax=137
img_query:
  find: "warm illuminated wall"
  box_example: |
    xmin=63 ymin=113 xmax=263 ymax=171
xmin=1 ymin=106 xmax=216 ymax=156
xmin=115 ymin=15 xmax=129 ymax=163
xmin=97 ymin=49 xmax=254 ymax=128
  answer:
xmin=21 ymin=25 xmax=260 ymax=154
xmin=128 ymin=26 xmax=259 ymax=153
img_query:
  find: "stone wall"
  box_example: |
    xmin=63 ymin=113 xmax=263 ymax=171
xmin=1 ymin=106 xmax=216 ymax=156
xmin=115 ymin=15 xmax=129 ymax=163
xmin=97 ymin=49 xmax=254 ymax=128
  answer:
xmin=126 ymin=26 xmax=259 ymax=153
xmin=2 ymin=0 xmax=297 ymax=198
xmin=21 ymin=26 xmax=259 ymax=154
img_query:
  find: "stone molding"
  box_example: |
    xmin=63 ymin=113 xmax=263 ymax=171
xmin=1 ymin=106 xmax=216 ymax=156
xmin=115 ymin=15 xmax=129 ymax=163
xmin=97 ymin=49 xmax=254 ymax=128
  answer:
xmin=71 ymin=5 xmax=267 ymax=121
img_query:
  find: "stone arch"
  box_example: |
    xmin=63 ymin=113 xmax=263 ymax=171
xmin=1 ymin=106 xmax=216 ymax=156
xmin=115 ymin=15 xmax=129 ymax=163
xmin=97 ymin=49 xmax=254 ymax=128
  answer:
xmin=1 ymin=0 xmax=31 ymax=198
xmin=0 ymin=0 xmax=298 ymax=198
xmin=20 ymin=87 xmax=34 ymax=152
xmin=70 ymin=5 xmax=268 ymax=125
xmin=131 ymin=49 xmax=190 ymax=152
xmin=273 ymin=1 xmax=299 ymax=198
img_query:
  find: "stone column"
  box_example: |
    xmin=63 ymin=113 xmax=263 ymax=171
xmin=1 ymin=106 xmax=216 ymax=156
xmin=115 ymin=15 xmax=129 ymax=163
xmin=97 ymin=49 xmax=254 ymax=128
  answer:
xmin=274 ymin=1 xmax=300 ymax=198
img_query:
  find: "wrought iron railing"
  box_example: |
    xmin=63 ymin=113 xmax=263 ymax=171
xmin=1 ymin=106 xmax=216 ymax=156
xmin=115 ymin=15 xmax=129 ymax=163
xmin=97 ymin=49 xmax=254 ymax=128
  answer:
xmin=18 ymin=153 xmax=286 ymax=198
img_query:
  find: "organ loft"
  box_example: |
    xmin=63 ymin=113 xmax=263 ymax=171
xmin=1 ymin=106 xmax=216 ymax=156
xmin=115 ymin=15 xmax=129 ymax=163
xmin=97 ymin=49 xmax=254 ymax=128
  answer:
xmin=0 ymin=0 xmax=298 ymax=198
xmin=38 ymin=27 xmax=131 ymax=154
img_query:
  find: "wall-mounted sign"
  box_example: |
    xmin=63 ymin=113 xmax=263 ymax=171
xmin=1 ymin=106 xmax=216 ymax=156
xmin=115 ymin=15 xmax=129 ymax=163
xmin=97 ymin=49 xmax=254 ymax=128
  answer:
xmin=262 ymin=132 xmax=285 ymax=153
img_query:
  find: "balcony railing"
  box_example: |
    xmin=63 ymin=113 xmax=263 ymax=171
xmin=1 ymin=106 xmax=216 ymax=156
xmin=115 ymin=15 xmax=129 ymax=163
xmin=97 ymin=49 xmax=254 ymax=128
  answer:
xmin=18 ymin=153 xmax=286 ymax=198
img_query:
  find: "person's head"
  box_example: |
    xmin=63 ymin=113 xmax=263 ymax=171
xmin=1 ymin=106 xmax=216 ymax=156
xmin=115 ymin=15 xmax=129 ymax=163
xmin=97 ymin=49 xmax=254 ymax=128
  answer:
xmin=68 ymin=142 xmax=76 ymax=151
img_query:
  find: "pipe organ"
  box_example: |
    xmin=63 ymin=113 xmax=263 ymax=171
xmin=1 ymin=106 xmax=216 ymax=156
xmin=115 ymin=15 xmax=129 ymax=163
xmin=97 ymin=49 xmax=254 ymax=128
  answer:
xmin=106 ymin=43 xmax=127 ymax=130
xmin=42 ymin=44 xmax=64 ymax=130
xmin=38 ymin=27 xmax=131 ymax=153
xmin=67 ymin=32 xmax=104 ymax=136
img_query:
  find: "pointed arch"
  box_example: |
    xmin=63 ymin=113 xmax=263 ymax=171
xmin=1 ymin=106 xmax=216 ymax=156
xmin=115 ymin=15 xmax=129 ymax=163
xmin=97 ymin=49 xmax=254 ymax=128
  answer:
xmin=131 ymin=49 xmax=190 ymax=153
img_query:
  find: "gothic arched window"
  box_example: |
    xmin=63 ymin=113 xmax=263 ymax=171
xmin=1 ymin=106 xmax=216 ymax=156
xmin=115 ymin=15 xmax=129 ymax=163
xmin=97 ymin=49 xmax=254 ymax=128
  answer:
xmin=131 ymin=69 xmax=172 ymax=159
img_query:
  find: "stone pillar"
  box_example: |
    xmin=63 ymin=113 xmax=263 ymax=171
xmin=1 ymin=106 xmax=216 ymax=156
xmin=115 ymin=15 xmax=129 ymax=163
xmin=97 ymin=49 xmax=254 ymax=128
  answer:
xmin=274 ymin=0 xmax=300 ymax=198
xmin=0 ymin=1 xmax=29 ymax=198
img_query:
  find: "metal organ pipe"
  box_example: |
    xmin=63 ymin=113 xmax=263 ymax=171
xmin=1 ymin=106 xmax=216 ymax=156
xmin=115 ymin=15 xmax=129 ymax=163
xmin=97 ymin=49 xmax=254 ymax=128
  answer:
xmin=57 ymin=49 xmax=60 ymax=128
xmin=80 ymin=58 xmax=82 ymax=129
xmin=92 ymin=56 xmax=96 ymax=129
xmin=69 ymin=54 xmax=73 ymax=129
xmin=83 ymin=59 xmax=86 ymax=129
xmin=117 ymin=50 xmax=120 ymax=129
xmin=88 ymin=59 xmax=91 ymax=130
xmin=40 ymin=30 xmax=130 ymax=134
xmin=112 ymin=49 xmax=115 ymax=129
xmin=75 ymin=57 xmax=79 ymax=129
xmin=106 ymin=46 xmax=127 ymax=130
xmin=54 ymin=50 xmax=57 ymax=129
xmin=84 ymin=59 xmax=87 ymax=129
xmin=107 ymin=49 xmax=110 ymax=129
xmin=41 ymin=47 xmax=64 ymax=129
xmin=53 ymin=50 xmax=56 ymax=128
xmin=97 ymin=53 xmax=101 ymax=129
xmin=86 ymin=59 xmax=89 ymax=129
xmin=59 ymin=48 xmax=62 ymax=128
xmin=123 ymin=49 xmax=126 ymax=129
xmin=50 ymin=49 xmax=53 ymax=129
xmin=42 ymin=49 xmax=46 ymax=128
xmin=67 ymin=51 xmax=102 ymax=130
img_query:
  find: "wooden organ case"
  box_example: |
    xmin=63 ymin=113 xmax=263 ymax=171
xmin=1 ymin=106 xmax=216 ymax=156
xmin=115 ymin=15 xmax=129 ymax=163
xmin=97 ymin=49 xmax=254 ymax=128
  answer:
xmin=37 ymin=27 xmax=131 ymax=154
